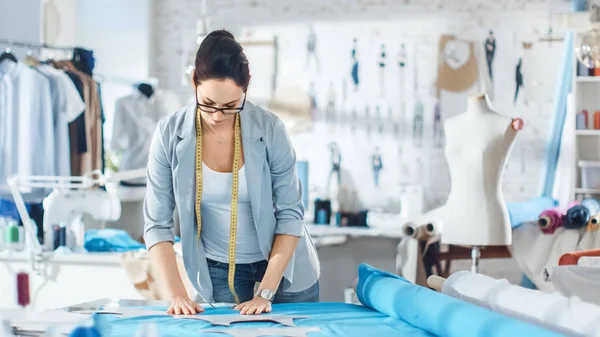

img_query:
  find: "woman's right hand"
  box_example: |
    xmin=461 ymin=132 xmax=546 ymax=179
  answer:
xmin=167 ymin=296 xmax=205 ymax=315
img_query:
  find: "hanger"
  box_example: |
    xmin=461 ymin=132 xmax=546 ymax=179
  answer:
xmin=0 ymin=47 xmax=17 ymax=63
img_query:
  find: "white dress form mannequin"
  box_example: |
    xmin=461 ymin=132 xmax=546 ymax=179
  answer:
xmin=401 ymin=94 xmax=521 ymax=273
xmin=441 ymin=94 xmax=520 ymax=271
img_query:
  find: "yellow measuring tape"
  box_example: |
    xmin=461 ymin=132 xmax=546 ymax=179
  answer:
xmin=195 ymin=108 xmax=241 ymax=304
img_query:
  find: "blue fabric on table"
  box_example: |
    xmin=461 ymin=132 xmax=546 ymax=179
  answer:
xmin=93 ymin=302 xmax=433 ymax=337
xmin=355 ymin=264 xmax=564 ymax=337
xmin=506 ymin=196 xmax=558 ymax=229
xmin=84 ymin=229 xmax=145 ymax=252
xmin=84 ymin=228 xmax=177 ymax=252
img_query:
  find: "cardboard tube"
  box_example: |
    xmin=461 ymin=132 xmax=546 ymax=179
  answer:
xmin=427 ymin=275 xmax=446 ymax=292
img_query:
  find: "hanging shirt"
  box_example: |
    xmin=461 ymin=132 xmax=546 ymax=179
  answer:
xmin=37 ymin=65 xmax=86 ymax=177
xmin=0 ymin=60 xmax=54 ymax=202
xmin=111 ymin=89 xmax=179 ymax=183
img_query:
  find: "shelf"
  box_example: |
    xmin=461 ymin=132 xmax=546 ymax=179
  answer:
xmin=576 ymin=76 xmax=600 ymax=83
xmin=576 ymin=129 xmax=600 ymax=136
xmin=575 ymin=188 xmax=600 ymax=194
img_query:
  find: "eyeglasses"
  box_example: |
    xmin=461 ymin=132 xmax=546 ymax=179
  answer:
xmin=196 ymin=93 xmax=246 ymax=115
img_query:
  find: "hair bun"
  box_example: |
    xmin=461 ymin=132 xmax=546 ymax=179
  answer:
xmin=206 ymin=29 xmax=235 ymax=40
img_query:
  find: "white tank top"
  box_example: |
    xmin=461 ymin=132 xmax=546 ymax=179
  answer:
xmin=200 ymin=162 xmax=265 ymax=264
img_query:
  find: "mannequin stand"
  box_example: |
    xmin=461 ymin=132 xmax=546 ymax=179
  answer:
xmin=471 ymin=246 xmax=481 ymax=273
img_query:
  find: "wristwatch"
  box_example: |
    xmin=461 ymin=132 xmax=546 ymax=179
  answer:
xmin=255 ymin=288 xmax=275 ymax=301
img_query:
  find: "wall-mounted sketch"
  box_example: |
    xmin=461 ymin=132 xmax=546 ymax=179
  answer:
xmin=326 ymin=82 xmax=336 ymax=125
xmin=433 ymin=101 xmax=443 ymax=148
xmin=351 ymin=39 xmax=360 ymax=91
xmin=327 ymin=142 xmax=342 ymax=192
xmin=413 ymin=99 xmax=424 ymax=147
xmin=514 ymin=57 xmax=523 ymax=104
xmin=351 ymin=108 xmax=357 ymax=133
xmin=365 ymin=105 xmax=371 ymax=137
xmin=342 ymin=78 xmax=348 ymax=103
xmin=484 ymin=30 xmax=496 ymax=81
xmin=309 ymin=82 xmax=318 ymax=120
xmin=306 ymin=25 xmax=320 ymax=72
xmin=372 ymin=147 xmax=383 ymax=186
xmin=398 ymin=43 xmax=407 ymax=136
xmin=376 ymin=105 xmax=383 ymax=135
xmin=379 ymin=44 xmax=386 ymax=97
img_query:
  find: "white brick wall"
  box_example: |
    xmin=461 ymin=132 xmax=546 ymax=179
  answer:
xmin=153 ymin=0 xmax=571 ymax=211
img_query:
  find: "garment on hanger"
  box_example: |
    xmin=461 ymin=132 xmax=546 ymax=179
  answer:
xmin=0 ymin=59 xmax=54 ymax=201
xmin=111 ymin=88 xmax=179 ymax=184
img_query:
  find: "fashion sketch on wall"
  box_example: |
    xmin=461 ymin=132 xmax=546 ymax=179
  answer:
xmin=365 ymin=105 xmax=371 ymax=137
xmin=309 ymin=82 xmax=318 ymax=121
xmin=351 ymin=38 xmax=360 ymax=91
xmin=326 ymin=82 xmax=336 ymax=125
xmin=327 ymin=142 xmax=342 ymax=192
xmin=484 ymin=31 xmax=496 ymax=82
xmin=379 ymin=44 xmax=386 ymax=97
xmin=376 ymin=105 xmax=384 ymax=135
xmin=306 ymin=25 xmax=320 ymax=72
xmin=372 ymin=147 xmax=383 ymax=186
xmin=398 ymin=43 xmax=407 ymax=136
xmin=351 ymin=108 xmax=357 ymax=134
xmin=514 ymin=57 xmax=523 ymax=104
xmin=413 ymin=98 xmax=424 ymax=147
xmin=433 ymin=101 xmax=444 ymax=148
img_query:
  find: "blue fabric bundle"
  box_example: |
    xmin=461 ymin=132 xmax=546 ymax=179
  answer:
xmin=355 ymin=264 xmax=564 ymax=337
xmin=83 ymin=229 xmax=145 ymax=252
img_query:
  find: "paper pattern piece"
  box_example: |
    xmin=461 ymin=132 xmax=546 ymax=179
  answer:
xmin=176 ymin=314 xmax=307 ymax=327
xmin=202 ymin=327 xmax=320 ymax=337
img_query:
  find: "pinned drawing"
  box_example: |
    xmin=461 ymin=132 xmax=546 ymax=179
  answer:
xmin=351 ymin=108 xmax=357 ymax=133
xmin=398 ymin=43 xmax=407 ymax=136
xmin=306 ymin=25 xmax=320 ymax=72
xmin=326 ymin=82 xmax=336 ymax=125
xmin=514 ymin=58 xmax=523 ymax=104
xmin=413 ymin=99 xmax=424 ymax=147
xmin=376 ymin=105 xmax=383 ymax=134
xmin=351 ymin=39 xmax=360 ymax=91
xmin=327 ymin=142 xmax=342 ymax=191
xmin=309 ymin=82 xmax=318 ymax=120
xmin=484 ymin=30 xmax=496 ymax=81
xmin=379 ymin=44 xmax=386 ymax=96
xmin=433 ymin=101 xmax=443 ymax=148
xmin=372 ymin=147 xmax=383 ymax=186
xmin=365 ymin=105 xmax=371 ymax=137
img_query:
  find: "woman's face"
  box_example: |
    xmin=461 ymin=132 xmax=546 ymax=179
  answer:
xmin=195 ymin=78 xmax=244 ymax=128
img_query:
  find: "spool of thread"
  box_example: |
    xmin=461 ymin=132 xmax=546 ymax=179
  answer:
xmin=594 ymin=112 xmax=600 ymax=129
xmin=565 ymin=198 xmax=600 ymax=229
xmin=538 ymin=201 xmax=579 ymax=234
xmin=583 ymin=110 xmax=589 ymax=128
xmin=576 ymin=113 xmax=586 ymax=129
xmin=402 ymin=223 xmax=417 ymax=238
xmin=16 ymin=272 xmax=30 ymax=307
xmin=588 ymin=212 xmax=600 ymax=231
xmin=6 ymin=223 xmax=19 ymax=244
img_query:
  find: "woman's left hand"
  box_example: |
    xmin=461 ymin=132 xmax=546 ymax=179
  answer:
xmin=234 ymin=297 xmax=272 ymax=315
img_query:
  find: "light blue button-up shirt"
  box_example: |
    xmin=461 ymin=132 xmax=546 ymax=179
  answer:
xmin=143 ymin=101 xmax=320 ymax=302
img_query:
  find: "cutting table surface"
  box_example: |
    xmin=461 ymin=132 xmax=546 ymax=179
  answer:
xmin=96 ymin=302 xmax=432 ymax=337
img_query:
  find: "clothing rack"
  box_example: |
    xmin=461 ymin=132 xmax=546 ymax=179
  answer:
xmin=0 ymin=39 xmax=75 ymax=51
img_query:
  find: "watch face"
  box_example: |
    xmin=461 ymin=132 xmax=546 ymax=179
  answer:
xmin=260 ymin=289 xmax=274 ymax=300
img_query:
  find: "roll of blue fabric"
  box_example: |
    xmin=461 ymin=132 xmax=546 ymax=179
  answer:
xmin=355 ymin=264 xmax=564 ymax=337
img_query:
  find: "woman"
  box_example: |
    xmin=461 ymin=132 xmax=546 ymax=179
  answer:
xmin=143 ymin=30 xmax=320 ymax=316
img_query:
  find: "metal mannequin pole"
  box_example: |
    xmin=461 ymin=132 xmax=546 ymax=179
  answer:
xmin=471 ymin=246 xmax=481 ymax=273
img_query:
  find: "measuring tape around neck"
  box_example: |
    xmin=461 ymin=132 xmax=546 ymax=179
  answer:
xmin=195 ymin=108 xmax=241 ymax=304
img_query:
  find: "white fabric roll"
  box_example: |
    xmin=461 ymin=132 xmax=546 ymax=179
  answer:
xmin=578 ymin=256 xmax=600 ymax=267
xmin=551 ymin=265 xmax=600 ymax=307
xmin=442 ymin=270 xmax=600 ymax=337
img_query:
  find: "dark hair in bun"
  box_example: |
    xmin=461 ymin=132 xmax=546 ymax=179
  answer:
xmin=193 ymin=29 xmax=250 ymax=90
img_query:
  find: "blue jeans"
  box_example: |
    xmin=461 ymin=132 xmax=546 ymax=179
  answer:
xmin=207 ymin=258 xmax=319 ymax=303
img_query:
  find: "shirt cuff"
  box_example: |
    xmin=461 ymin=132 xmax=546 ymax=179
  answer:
xmin=274 ymin=219 xmax=305 ymax=237
xmin=144 ymin=227 xmax=175 ymax=250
